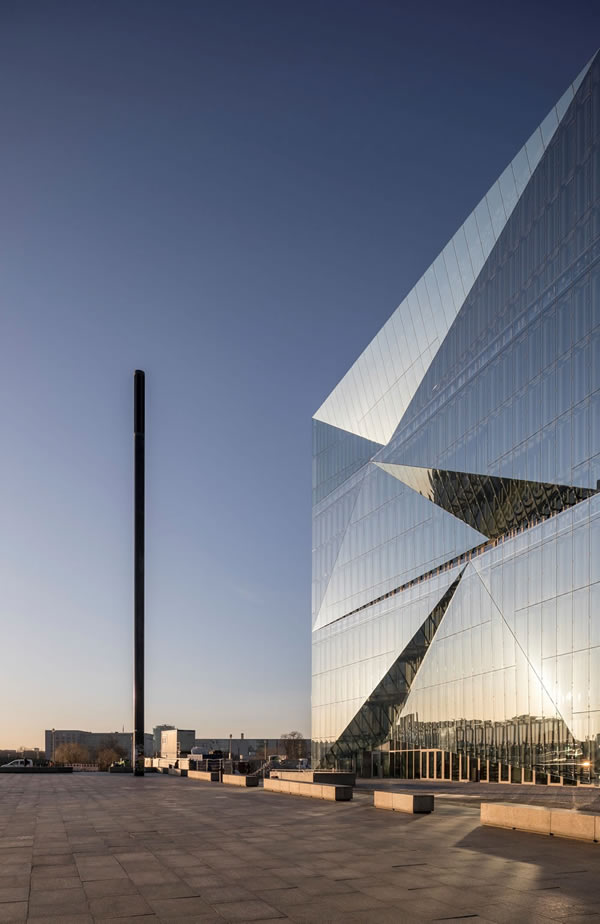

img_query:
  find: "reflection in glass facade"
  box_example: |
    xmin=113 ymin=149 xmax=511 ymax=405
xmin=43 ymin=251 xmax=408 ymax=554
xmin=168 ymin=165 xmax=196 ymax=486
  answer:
xmin=312 ymin=54 xmax=600 ymax=785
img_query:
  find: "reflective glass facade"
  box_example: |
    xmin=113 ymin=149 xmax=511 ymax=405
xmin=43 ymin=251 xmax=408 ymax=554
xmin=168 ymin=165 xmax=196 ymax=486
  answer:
xmin=312 ymin=55 xmax=600 ymax=785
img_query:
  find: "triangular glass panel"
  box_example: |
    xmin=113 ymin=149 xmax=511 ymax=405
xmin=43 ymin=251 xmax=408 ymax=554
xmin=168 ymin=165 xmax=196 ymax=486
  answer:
xmin=374 ymin=463 xmax=597 ymax=540
xmin=312 ymin=419 xmax=381 ymax=506
xmin=312 ymin=475 xmax=366 ymax=627
xmin=397 ymin=560 xmax=580 ymax=780
xmin=382 ymin=54 xmax=600 ymax=486
xmin=312 ymin=55 xmax=596 ymax=446
xmin=318 ymin=571 xmax=464 ymax=767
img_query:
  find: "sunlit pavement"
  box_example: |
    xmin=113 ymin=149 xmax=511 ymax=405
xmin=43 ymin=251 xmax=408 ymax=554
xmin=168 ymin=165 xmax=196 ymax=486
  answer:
xmin=1 ymin=773 xmax=599 ymax=923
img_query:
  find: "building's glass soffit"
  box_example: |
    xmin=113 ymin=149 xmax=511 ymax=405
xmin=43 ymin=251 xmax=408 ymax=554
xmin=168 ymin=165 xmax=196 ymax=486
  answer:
xmin=312 ymin=419 xmax=382 ymax=506
xmin=312 ymin=59 xmax=592 ymax=447
xmin=374 ymin=462 xmax=597 ymax=540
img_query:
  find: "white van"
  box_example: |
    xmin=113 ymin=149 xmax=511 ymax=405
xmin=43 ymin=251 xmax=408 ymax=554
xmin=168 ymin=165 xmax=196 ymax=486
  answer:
xmin=1 ymin=759 xmax=33 ymax=768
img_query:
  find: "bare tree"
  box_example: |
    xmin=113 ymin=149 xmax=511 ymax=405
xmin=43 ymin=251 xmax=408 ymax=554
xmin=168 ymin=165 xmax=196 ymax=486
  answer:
xmin=54 ymin=743 xmax=89 ymax=765
xmin=280 ymin=732 xmax=306 ymax=761
xmin=96 ymin=748 xmax=123 ymax=771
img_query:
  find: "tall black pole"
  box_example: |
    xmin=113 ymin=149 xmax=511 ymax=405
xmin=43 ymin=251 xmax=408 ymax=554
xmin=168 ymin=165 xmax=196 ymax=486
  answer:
xmin=133 ymin=370 xmax=145 ymax=776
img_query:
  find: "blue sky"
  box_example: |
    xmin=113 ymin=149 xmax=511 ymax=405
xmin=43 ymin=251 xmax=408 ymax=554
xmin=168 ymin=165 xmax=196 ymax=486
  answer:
xmin=1 ymin=1 xmax=598 ymax=747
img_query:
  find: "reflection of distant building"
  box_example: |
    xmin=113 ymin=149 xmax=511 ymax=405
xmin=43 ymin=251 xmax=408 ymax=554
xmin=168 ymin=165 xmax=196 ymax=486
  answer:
xmin=312 ymin=53 xmax=600 ymax=786
xmin=192 ymin=738 xmax=287 ymax=760
xmin=157 ymin=731 xmax=291 ymax=761
xmin=44 ymin=730 xmax=153 ymax=760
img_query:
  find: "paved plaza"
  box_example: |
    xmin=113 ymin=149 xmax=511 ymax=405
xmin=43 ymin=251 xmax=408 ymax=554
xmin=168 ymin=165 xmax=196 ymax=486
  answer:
xmin=1 ymin=774 xmax=600 ymax=923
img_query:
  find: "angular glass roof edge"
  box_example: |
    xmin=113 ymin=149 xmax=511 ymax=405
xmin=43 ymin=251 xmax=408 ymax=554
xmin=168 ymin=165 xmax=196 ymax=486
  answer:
xmin=311 ymin=416 xmax=384 ymax=448
xmin=312 ymin=54 xmax=597 ymax=446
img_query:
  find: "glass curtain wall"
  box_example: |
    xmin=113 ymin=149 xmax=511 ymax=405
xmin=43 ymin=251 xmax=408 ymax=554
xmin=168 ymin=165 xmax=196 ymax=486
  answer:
xmin=312 ymin=55 xmax=600 ymax=785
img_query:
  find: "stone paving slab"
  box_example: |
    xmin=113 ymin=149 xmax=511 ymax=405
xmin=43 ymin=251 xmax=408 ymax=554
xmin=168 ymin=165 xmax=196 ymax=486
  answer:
xmin=1 ymin=773 xmax=600 ymax=921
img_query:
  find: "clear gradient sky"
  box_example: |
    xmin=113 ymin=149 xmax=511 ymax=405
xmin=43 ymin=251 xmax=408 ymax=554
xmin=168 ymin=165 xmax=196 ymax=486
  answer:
xmin=1 ymin=1 xmax=599 ymax=748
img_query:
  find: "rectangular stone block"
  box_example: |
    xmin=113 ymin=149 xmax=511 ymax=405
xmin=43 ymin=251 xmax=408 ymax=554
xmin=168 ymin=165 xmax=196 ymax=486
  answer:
xmin=323 ymin=785 xmax=352 ymax=801
xmin=373 ymin=791 xmax=433 ymax=813
xmin=275 ymin=770 xmax=357 ymax=786
xmin=264 ymin=777 xmax=351 ymax=801
xmin=550 ymin=809 xmax=596 ymax=842
xmin=505 ymin=803 xmax=551 ymax=834
xmin=481 ymin=802 xmax=551 ymax=835
xmin=373 ymin=791 xmax=394 ymax=811
xmin=274 ymin=771 xmax=312 ymax=783
xmin=188 ymin=770 xmax=221 ymax=783
xmin=222 ymin=774 xmax=258 ymax=787
xmin=314 ymin=771 xmax=356 ymax=786
xmin=392 ymin=793 xmax=433 ymax=814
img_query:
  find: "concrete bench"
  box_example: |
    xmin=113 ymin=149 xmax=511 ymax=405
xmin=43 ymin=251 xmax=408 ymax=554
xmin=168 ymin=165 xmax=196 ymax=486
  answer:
xmin=222 ymin=774 xmax=259 ymax=788
xmin=550 ymin=808 xmax=599 ymax=843
xmin=264 ymin=778 xmax=352 ymax=801
xmin=481 ymin=802 xmax=600 ymax=843
xmin=481 ymin=802 xmax=551 ymax=835
xmin=274 ymin=770 xmax=356 ymax=786
xmin=373 ymin=791 xmax=434 ymax=814
xmin=167 ymin=768 xmax=188 ymax=777
xmin=188 ymin=769 xmax=221 ymax=783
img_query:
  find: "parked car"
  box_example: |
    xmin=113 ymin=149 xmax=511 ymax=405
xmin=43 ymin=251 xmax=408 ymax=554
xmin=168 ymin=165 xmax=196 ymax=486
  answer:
xmin=1 ymin=758 xmax=33 ymax=768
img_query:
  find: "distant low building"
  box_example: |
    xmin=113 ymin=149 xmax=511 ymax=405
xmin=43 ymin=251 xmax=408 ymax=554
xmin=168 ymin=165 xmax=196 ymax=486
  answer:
xmin=160 ymin=728 xmax=195 ymax=759
xmin=44 ymin=730 xmax=153 ymax=761
xmin=152 ymin=724 xmax=175 ymax=757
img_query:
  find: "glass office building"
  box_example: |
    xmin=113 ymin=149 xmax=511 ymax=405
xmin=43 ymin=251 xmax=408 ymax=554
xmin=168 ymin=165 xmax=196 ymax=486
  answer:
xmin=312 ymin=54 xmax=600 ymax=785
